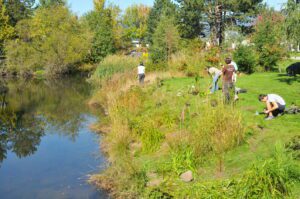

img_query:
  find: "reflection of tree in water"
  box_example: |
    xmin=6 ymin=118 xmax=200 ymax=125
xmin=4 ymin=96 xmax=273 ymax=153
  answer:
xmin=36 ymin=78 xmax=91 ymax=141
xmin=0 ymin=80 xmax=45 ymax=164
xmin=0 ymin=77 xmax=92 ymax=164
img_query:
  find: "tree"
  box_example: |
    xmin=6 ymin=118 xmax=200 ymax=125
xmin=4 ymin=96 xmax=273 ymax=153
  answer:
xmin=175 ymin=0 xmax=204 ymax=39
xmin=284 ymin=0 xmax=300 ymax=49
xmin=107 ymin=4 xmax=123 ymax=49
xmin=5 ymin=5 xmax=92 ymax=76
xmin=39 ymin=0 xmax=65 ymax=7
xmin=252 ymin=9 xmax=285 ymax=71
xmin=147 ymin=0 xmax=176 ymax=43
xmin=150 ymin=15 xmax=180 ymax=63
xmin=0 ymin=0 xmax=14 ymax=56
xmin=84 ymin=1 xmax=115 ymax=63
xmin=122 ymin=4 xmax=150 ymax=42
xmin=3 ymin=0 xmax=35 ymax=26
xmin=204 ymin=0 xmax=263 ymax=45
xmin=94 ymin=0 xmax=105 ymax=11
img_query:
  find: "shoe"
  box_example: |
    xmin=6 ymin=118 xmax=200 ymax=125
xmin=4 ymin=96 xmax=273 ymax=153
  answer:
xmin=265 ymin=116 xmax=274 ymax=120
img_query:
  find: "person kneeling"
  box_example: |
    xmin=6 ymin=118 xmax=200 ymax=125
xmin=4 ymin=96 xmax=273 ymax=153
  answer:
xmin=258 ymin=94 xmax=286 ymax=120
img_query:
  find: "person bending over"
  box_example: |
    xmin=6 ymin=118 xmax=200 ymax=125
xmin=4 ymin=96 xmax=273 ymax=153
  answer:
xmin=258 ymin=94 xmax=286 ymax=120
xmin=205 ymin=66 xmax=222 ymax=93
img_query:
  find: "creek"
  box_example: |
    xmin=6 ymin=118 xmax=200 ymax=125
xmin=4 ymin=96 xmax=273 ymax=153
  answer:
xmin=0 ymin=77 xmax=108 ymax=199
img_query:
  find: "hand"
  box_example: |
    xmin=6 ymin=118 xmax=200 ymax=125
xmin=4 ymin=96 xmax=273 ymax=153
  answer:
xmin=264 ymin=110 xmax=269 ymax=114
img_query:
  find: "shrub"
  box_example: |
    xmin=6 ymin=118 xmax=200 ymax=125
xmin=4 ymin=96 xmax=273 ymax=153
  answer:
xmin=204 ymin=47 xmax=221 ymax=66
xmin=233 ymin=45 xmax=257 ymax=73
xmin=252 ymin=10 xmax=286 ymax=71
xmin=168 ymin=51 xmax=206 ymax=76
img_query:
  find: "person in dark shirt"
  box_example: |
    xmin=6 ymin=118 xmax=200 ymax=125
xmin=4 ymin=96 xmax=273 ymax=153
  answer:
xmin=222 ymin=58 xmax=236 ymax=103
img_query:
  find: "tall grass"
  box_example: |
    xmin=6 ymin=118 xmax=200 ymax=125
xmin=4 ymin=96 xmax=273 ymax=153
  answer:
xmin=168 ymin=144 xmax=299 ymax=199
xmin=89 ymin=54 xmax=139 ymax=86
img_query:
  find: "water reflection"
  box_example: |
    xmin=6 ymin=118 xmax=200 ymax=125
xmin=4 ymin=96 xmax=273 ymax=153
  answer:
xmin=0 ymin=77 xmax=92 ymax=165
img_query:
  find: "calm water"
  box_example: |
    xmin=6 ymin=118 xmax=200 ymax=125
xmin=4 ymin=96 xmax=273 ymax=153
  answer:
xmin=0 ymin=78 xmax=108 ymax=199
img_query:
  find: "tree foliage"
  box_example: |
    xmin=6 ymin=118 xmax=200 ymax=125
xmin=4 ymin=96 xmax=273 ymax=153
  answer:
xmin=233 ymin=45 xmax=257 ymax=74
xmin=147 ymin=0 xmax=176 ymax=43
xmin=122 ymin=4 xmax=150 ymax=42
xmin=84 ymin=9 xmax=115 ymax=63
xmin=0 ymin=0 xmax=14 ymax=56
xmin=150 ymin=15 xmax=180 ymax=63
xmin=252 ymin=9 xmax=285 ymax=71
xmin=3 ymin=0 xmax=35 ymax=26
xmin=5 ymin=5 xmax=92 ymax=76
xmin=204 ymin=0 xmax=263 ymax=45
xmin=284 ymin=0 xmax=300 ymax=46
xmin=176 ymin=0 xmax=204 ymax=39
xmin=39 ymin=0 xmax=65 ymax=7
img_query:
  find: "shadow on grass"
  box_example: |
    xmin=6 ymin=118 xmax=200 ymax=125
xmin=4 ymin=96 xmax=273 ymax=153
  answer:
xmin=276 ymin=74 xmax=300 ymax=85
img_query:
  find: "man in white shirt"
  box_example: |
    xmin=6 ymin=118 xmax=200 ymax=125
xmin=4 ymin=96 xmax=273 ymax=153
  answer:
xmin=231 ymin=60 xmax=238 ymax=83
xmin=137 ymin=62 xmax=145 ymax=84
xmin=205 ymin=66 xmax=222 ymax=93
xmin=259 ymin=94 xmax=286 ymax=120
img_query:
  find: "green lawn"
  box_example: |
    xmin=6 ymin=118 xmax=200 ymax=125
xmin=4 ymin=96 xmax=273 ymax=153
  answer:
xmin=158 ymin=72 xmax=300 ymax=195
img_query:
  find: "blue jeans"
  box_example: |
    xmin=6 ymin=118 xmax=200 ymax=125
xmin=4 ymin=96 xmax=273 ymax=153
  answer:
xmin=211 ymin=74 xmax=220 ymax=93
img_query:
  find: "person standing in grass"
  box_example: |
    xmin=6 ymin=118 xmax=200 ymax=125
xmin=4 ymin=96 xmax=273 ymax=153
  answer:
xmin=230 ymin=58 xmax=239 ymax=100
xmin=137 ymin=62 xmax=145 ymax=84
xmin=206 ymin=66 xmax=222 ymax=93
xmin=258 ymin=94 xmax=286 ymax=120
xmin=222 ymin=58 xmax=236 ymax=102
xmin=230 ymin=59 xmax=238 ymax=82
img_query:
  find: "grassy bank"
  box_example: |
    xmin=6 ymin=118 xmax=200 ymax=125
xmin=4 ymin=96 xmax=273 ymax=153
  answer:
xmin=89 ymin=63 xmax=300 ymax=198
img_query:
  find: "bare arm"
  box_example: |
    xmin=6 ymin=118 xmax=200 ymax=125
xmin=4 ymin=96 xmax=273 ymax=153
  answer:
xmin=265 ymin=102 xmax=278 ymax=113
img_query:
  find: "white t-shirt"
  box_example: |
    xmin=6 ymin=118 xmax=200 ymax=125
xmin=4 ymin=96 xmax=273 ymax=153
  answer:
xmin=231 ymin=61 xmax=238 ymax=71
xmin=138 ymin=65 xmax=145 ymax=74
xmin=208 ymin=67 xmax=222 ymax=76
xmin=267 ymin=94 xmax=286 ymax=105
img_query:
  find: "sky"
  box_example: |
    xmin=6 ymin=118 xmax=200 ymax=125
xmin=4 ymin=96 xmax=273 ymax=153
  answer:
xmin=68 ymin=0 xmax=287 ymax=16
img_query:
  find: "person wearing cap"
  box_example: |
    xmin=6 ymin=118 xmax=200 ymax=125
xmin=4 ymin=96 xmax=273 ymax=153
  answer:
xmin=205 ymin=66 xmax=222 ymax=93
xmin=137 ymin=62 xmax=145 ymax=84
xmin=258 ymin=94 xmax=286 ymax=120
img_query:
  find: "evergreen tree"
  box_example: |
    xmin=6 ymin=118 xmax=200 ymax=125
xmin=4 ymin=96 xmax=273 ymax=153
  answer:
xmin=150 ymin=15 xmax=180 ymax=63
xmin=176 ymin=0 xmax=204 ymax=39
xmin=146 ymin=0 xmax=176 ymax=43
xmin=204 ymin=0 xmax=263 ymax=45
